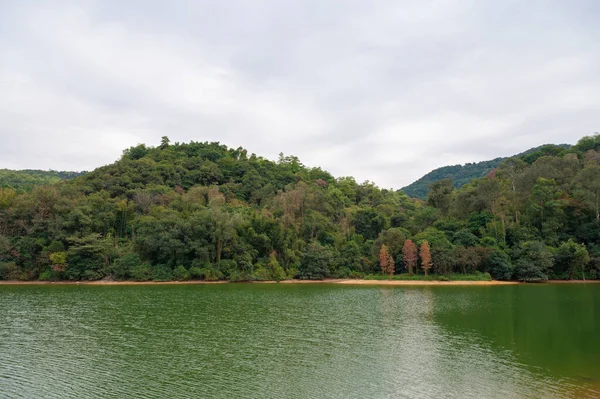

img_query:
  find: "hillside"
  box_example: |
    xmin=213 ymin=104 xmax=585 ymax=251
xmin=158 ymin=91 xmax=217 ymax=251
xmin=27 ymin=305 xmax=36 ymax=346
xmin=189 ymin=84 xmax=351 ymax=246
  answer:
xmin=0 ymin=169 xmax=86 ymax=191
xmin=0 ymin=135 xmax=599 ymax=283
xmin=401 ymin=144 xmax=572 ymax=199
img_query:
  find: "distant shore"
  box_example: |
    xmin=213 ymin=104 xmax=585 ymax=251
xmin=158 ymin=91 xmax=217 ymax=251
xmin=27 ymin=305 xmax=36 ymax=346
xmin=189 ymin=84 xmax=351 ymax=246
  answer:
xmin=2 ymin=279 xmax=599 ymax=286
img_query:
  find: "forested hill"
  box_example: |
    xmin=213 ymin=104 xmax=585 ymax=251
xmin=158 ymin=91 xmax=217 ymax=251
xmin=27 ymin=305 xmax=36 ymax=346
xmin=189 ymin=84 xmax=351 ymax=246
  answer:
xmin=0 ymin=169 xmax=86 ymax=191
xmin=401 ymin=144 xmax=571 ymax=198
xmin=0 ymin=134 xmax=599 ymax=283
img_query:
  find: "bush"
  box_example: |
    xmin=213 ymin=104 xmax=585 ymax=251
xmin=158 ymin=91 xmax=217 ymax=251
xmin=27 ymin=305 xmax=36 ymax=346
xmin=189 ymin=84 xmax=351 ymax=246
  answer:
xmin=348 ymin=271 xmax=366 ymax=279
xmin=252 ymin=265 xmax=270 ymax=281
xmin=38 ymin=270 xmax=53 ymax=281
xmin=228 ymin=270 xmax=253 ymax=282
xmin=131 ymin=263 xmax=152 ymax=281
xmin=189 ymin=266 xmax=204 ymax=280
xmin=152 ymin=264 xmax=173 ymax=281
xmin=172 ymin=265 xmax=190 ymax=281
xmin=0 ymin=262 xmax=19 ymax=280
xmin=189 ymin=266 xmax=222 ymax=281
xmin=217 ymin=260 xmax=237 ymax=279
xmin=82 ymin=270 xmax=102 ymax=281
xmin=112 ymin=253 xmax=145 ymax=280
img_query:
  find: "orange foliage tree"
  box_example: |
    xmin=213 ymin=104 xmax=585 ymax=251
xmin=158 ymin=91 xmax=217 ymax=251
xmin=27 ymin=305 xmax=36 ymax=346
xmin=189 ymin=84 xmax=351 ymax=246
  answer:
xmin=419 ymin=241 xmax=433 ymax=276
xmin=402 ymin=239 xmax=418 ymax=276
xmin=379 ymin=244 xmax=395 ymax=278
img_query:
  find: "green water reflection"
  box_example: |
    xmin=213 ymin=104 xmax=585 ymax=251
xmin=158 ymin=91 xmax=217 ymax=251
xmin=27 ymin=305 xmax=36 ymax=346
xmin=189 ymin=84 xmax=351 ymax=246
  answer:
xmin=0 ymin=284 xmax=598 ymax=398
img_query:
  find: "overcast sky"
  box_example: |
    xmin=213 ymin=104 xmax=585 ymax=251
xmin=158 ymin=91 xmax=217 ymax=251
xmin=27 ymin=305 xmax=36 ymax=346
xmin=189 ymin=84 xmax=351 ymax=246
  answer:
xmin=1 ymin=1 xmax=598 ymax=188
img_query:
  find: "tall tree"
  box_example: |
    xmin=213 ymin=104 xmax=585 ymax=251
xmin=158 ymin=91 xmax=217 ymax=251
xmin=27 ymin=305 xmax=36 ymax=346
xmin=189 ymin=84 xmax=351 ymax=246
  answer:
xmin=427 ymin=178 xmax=455 ymax=215
xmin=420 ymin=241 xmax=433 ymax=276
xmin=575 ymin=164 xmax=600 ymax=223
xmin=402 ymin=239 xmax=418 ymax=276
xmin=379 ymin=244 xmax=394 ymax=278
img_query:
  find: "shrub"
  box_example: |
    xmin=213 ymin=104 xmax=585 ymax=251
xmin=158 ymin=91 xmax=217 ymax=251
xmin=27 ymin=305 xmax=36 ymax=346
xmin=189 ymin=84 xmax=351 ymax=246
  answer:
xmin=112 ymin=253 xmax=145 ymax=280
xmin=172 ymin=265 xmax=190 ymax=281
xmin=152 ymin=264 xmax=173 ymax=282
xmin=82 ymin=270 xmax=102 ymax=281
xmin=131 ymin=263 xmax=152 ymax=281
xmin=38 ymin=270 xmax=53 ymax=281
xmin=348 ymin=271 xmax=366 ymax=279
xmin=0 ymin=262 xmax=19 ymax=280
xmin=189 ymin=266 xmax=204 ymax=280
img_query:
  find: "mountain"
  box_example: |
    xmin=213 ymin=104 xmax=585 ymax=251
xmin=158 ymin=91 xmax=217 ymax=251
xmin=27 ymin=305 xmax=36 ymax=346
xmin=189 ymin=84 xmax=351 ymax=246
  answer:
xmin=400 ymin=144 xmax=572 ymax=199
xmin=0 ymin=169 xmax=86 ymax=191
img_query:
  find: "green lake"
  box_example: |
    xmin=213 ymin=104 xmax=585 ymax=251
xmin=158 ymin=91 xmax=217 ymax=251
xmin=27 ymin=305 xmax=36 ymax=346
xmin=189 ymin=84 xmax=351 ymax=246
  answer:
xmin=0 ymin=284 xmax=599 ymax=398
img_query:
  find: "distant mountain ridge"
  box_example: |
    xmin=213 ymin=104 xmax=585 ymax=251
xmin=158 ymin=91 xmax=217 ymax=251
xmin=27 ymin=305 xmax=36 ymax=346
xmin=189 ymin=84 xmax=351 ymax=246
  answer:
xmin=401 ymin=144 xmax=572 ymax=199
xmin=0 ymin=169 xmax=87 ymax=191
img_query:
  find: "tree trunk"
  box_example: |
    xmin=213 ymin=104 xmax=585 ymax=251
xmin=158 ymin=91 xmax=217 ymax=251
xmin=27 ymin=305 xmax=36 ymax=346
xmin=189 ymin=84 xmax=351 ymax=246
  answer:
xmin=216 ymin=240 xmax=223 ymax=263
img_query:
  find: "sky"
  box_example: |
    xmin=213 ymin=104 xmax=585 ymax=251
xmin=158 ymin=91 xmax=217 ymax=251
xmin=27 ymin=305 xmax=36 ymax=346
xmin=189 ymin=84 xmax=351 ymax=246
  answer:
xmin=1 ymin=1 xmax=598 ymax=188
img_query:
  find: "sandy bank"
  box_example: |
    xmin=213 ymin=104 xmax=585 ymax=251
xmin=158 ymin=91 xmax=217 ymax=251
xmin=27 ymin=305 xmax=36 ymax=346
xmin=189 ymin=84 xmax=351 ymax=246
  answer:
xmin=0 ymin=279 xmax=519 ymax=286
xmin=1 ymin=279 xmax=598 ymax=286
xmin=0 ymin=280 xmax=227 ymax=286
xmin=334 ymin=279 xmax=519 ymax=286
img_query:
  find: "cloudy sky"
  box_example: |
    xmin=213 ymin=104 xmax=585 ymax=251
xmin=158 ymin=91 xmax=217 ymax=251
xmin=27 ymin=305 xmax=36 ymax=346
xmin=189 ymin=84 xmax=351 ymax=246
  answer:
xmin=1 ymin=1 xmax=598 ymax=188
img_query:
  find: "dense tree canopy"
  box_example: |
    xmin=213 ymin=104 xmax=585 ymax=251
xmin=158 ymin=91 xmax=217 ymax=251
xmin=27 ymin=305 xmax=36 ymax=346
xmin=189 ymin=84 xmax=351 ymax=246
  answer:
xmin=401 ymin=144 xmax=572 ymax=199
xmin=1 ymin=135 xmax=599 ymax=281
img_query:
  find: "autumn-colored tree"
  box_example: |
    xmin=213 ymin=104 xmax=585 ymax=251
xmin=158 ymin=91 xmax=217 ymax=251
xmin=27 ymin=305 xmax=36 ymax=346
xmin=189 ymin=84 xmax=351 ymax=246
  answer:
xmin=386 ymin=253 xmax=395 ymax=279
xmin=379 ymin=244 xmax=394 ymax=278
xmin=402 ymin=239 xmax=418 ymax=276
xmin=420 ymin=241 xmax=433 ymax=276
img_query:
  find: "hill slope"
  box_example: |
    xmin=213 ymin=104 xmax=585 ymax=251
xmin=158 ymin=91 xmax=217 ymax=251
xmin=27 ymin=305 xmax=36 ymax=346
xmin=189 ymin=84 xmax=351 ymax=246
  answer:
xmin=401 ymin=144 xmax=572 ymax=198
xmin=0 ymin=169 xmax=86 ymax=191
xmin=0 ymin=135 xmax=598 ymax=283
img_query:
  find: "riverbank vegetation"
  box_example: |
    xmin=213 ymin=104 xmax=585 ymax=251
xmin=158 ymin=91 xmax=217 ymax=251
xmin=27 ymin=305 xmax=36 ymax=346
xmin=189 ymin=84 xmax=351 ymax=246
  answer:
xmin=1 ymin=134 xmax=599 ymax=282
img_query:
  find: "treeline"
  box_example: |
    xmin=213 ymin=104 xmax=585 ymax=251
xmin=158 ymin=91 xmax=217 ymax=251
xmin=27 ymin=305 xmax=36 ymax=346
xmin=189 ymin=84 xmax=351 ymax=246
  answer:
xmin=401 ymin=144 xmax=571 ymax=199
xmin=0 ymin=169 xmax=86 ymax=191
xmin=0 ymin=135 xmax=599 ymax=282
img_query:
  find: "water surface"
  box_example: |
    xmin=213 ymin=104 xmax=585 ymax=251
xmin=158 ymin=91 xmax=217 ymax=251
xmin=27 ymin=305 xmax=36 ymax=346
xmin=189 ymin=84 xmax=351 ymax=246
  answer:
xmin=0 ymin=284 xmax=598 ymax=398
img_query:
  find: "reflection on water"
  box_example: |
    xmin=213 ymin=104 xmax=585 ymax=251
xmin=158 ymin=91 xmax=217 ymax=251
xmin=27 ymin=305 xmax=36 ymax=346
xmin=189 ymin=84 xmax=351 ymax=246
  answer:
xmin=0 ymin=284 xmax=598 ymax=398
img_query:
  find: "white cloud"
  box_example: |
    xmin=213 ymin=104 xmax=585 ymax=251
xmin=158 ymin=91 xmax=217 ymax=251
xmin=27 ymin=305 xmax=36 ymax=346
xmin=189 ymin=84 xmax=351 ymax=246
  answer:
xmin=0 ymin=0 xmax=598 ymax=187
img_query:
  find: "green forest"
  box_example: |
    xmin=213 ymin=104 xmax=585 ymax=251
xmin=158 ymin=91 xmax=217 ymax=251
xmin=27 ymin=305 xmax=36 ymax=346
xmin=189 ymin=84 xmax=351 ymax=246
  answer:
xmin=1 ymin=135 xmax=599 ymax=282
xmin=0 ymin=169 xmax=86 ymax=191
xmin=401 ymin=144 xmax=571 ymax=198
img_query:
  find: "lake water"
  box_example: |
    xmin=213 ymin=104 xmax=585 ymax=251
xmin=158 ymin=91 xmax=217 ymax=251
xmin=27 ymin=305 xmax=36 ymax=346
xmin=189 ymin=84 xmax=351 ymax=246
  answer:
xmin=0 ymin=283 xmax=599 ymax=398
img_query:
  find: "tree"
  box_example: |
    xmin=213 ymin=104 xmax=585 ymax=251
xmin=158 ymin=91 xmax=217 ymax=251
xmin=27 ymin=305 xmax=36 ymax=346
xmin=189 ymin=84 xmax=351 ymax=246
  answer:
xmin=483 ymin=249 xmax=513 ymax=280
xmin=554 ymin=240 xmax=590 ymax=280
xmin=513 ymin=241 xmax=554 ymax=282
xmin=379 ymin=244 xmax=394 ymax=278
xmin=160 ymin=136 xmax=170 ymax=149
xmin=575 ymin=164 xmax=600 ymax=223
xmin=420 ymin=241 xmax=433 ymax=276
xmin=402 ymin=239 xmax=418 ymax=276
xmin=267 ymin=251 xmax=286 ymax=281
xmin=454 ymin=246 xmax=482 ymax=274
xmin=352 ymin=208 xmax=388 ymax=240
xmin=298 ymin=242 xmax=333 ymax=280
xmin=427 ymin=178 xmax=455 ymax=215
xmin=210 ymin=207 xmax=243 ymax=263
xmin=49 ymin=252 xmax=67 ymax=272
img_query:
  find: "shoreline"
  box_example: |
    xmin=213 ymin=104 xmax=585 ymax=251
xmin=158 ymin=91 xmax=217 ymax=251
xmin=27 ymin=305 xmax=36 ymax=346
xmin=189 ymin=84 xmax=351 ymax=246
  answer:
xmin=2 ymin=279 xmax=598 ymax=286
